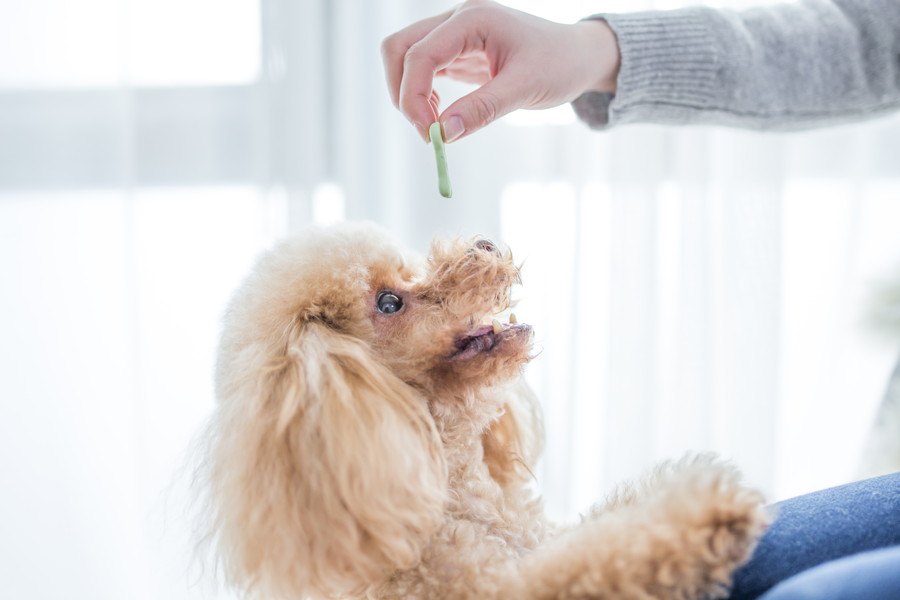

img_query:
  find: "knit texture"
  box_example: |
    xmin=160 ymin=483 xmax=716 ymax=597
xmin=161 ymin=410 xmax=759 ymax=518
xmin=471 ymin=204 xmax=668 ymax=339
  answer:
xmin=572 ymin=0 xmax=900 ymax=130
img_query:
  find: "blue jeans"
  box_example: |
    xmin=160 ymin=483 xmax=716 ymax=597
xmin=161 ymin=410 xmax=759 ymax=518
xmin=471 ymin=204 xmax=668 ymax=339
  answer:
xmin=758 ymin=545 xmax=900 ymax=600
xmin=728 ymin=472 xmax=900 ymax=600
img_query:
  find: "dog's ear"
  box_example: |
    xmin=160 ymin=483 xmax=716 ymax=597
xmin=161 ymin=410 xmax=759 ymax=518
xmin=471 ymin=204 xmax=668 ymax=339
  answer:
xmin=482 ymin=379 xmax=544 ymax=486
xmin=206 ymin=319 xmax=447 ymax=599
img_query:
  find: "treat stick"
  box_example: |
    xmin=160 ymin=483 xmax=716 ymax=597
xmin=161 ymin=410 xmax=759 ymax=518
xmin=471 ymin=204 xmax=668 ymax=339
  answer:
xmin=429 ymin=121 xmax=452 ymax=198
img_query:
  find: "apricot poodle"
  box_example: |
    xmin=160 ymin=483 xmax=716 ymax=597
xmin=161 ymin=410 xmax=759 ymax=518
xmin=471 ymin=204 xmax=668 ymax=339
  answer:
xmin=199 ymin=223 xmax=770 ymax=600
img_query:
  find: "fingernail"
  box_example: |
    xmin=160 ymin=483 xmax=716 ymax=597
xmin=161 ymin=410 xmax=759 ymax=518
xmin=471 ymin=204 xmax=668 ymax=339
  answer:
xmin=442 ymin=115 xmax=464 ymax=142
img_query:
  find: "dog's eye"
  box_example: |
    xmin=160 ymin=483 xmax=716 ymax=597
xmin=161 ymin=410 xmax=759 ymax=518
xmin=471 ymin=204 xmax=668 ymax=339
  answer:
xmin=376 ymin=291 xmax=403 ymax=315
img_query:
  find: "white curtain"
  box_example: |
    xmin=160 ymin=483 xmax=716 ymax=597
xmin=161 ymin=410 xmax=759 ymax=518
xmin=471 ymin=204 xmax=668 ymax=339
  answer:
xmin=2 ymin=1 xmax=899 ymax=598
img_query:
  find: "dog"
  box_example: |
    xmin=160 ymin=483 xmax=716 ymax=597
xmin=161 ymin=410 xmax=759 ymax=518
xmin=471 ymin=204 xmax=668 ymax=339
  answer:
xmin=199 ymin=222 xmax=769 ymax=600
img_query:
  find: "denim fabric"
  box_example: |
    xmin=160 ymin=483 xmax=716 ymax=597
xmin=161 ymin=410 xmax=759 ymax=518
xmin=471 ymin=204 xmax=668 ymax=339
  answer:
xmin=728 ymin=471 xmax=900 ymax=600
xmin=757 ymin=545 xmax=900 ymax=600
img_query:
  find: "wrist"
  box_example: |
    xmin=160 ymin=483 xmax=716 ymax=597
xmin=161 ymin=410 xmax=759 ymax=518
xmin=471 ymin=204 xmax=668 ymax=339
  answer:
xmin=574 ymin=19 xmax=620 ymax=94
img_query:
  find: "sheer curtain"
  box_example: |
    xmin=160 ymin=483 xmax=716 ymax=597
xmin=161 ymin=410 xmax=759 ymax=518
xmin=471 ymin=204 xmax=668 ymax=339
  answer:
xmin=1 ymin=1 xmax=899 ymax=598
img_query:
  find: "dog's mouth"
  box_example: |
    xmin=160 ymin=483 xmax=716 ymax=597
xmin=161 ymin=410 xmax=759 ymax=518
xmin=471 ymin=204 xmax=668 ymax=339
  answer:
xmin=449 ymin=314 xmax=532 ymax=362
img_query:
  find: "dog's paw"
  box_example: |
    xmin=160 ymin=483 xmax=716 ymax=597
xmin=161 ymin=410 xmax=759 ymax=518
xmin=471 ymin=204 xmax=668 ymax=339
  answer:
xmin=650 ymin=455 xmax=771 ymax=596
xmin=553 ymin=455 xmax=769 ymax=600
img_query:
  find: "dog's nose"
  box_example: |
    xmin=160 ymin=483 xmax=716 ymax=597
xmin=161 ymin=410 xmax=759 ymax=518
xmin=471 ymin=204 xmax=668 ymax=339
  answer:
xmin=474 ymin=239 xmax=499 ymax=255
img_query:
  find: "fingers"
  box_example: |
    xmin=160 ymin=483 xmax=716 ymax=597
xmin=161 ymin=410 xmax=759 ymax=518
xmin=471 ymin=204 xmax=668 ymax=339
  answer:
xmin=436 ymin=55 xmax=491 ymax=85
xmin=381 ymin=10 xmax=453 ymax=118
xmin=398 ymin=17 xmax=476 ymax=140
xmin=384 ymin=2 xmax=531 ymax=141
xmin=427 ymin=90 xmax=440 ymax=121
xmin=439 ymin=71 xmax=526 ymax=142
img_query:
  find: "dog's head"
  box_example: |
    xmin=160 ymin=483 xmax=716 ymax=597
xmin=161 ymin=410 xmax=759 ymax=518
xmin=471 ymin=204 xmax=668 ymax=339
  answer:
xmin=204 ymin=223 xmax=537 ymax=599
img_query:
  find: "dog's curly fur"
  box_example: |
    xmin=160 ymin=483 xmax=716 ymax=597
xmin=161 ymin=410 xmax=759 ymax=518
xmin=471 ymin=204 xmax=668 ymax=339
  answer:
xmin=199 ymin=223 xmax=770 ymax=600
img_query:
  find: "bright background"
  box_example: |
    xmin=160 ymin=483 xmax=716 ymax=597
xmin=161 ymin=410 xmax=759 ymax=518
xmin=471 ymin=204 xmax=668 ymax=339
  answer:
xmin=1 ymin=0 xmax=899 ymax=598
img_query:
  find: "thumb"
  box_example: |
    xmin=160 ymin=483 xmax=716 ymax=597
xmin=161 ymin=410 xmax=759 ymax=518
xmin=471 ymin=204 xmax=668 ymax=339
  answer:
xmin=439 ymin=75 xmax=524 ymax=142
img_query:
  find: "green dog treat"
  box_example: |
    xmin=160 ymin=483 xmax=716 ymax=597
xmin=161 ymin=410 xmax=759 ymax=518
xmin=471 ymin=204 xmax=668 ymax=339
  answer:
xmin=429 ymin=121 xmax=452 ymax=198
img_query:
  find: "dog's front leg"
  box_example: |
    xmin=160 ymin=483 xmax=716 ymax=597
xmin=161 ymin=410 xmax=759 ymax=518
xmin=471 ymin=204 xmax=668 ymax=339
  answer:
xmin=501 ymin=456 xmax=770 ymax=600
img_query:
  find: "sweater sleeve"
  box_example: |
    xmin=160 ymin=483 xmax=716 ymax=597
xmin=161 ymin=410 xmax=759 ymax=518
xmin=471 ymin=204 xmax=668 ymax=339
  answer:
xmin=572 ymin=0 xmax=900 ymax=130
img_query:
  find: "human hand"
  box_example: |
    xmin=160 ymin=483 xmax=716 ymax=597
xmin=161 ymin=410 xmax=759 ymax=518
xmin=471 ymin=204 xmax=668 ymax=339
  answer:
xmin=381 ymin=0 xmax=620 ymax=143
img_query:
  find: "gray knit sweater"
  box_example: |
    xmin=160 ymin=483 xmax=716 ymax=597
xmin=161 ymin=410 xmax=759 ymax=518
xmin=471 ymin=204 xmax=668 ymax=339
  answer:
xmin=572 ymin=0 xmax=900 ymax=130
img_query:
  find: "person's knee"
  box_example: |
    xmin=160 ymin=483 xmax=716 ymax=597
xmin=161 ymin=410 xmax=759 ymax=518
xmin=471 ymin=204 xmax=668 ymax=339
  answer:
xmin=759 ymin=577 xmax=830 ymax=600
xmin=758 ymin=545 xmax=900 ymax=600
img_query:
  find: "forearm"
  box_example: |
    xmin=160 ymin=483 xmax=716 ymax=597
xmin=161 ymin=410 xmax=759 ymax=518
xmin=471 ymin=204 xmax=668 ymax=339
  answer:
xmin=573 ymin=0 xmax=900 ymax=130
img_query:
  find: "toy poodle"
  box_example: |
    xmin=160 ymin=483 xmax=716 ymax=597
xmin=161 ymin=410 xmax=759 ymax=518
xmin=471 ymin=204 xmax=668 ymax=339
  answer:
xmin=200 ymin=222 xmax=770 ymax=600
